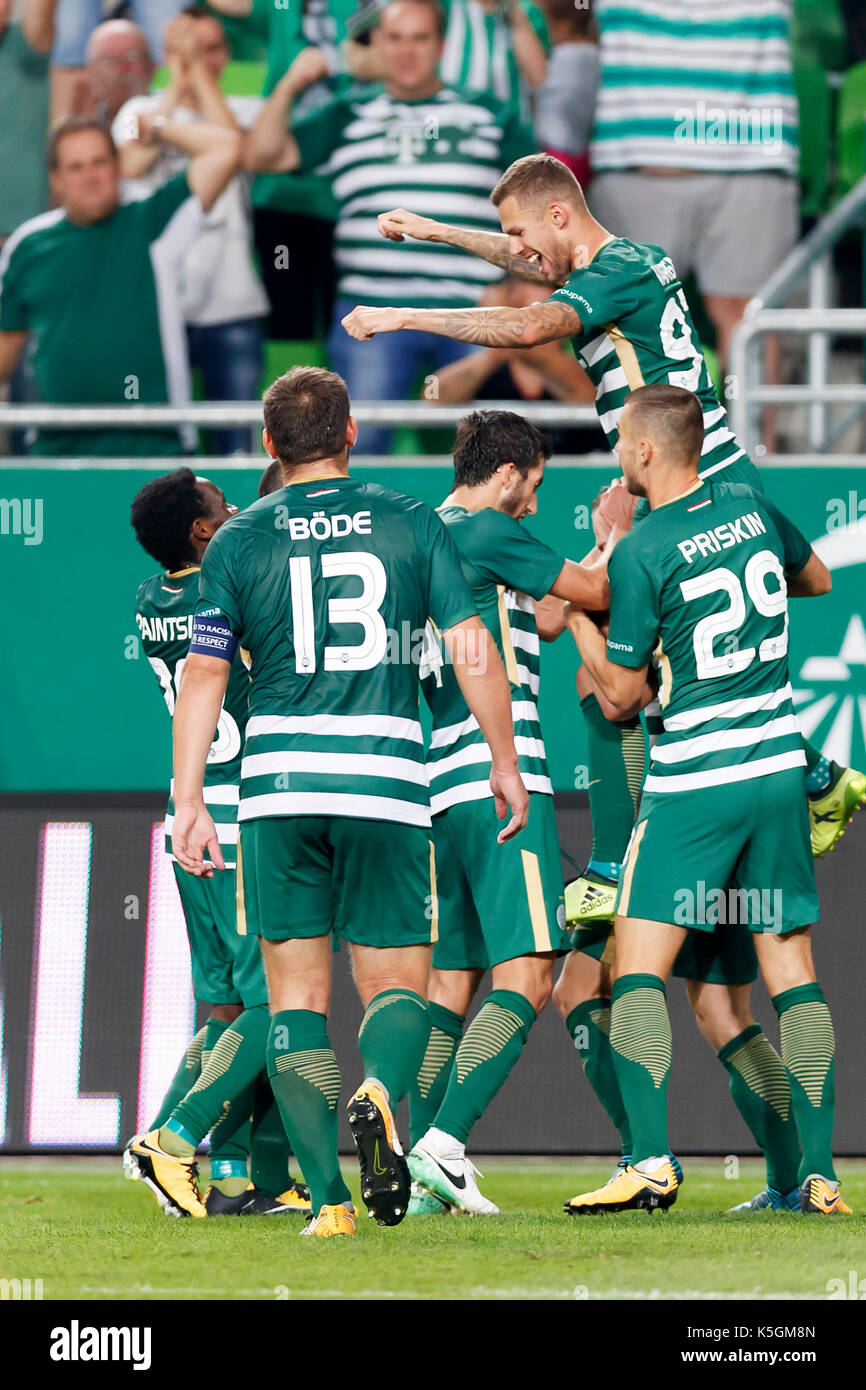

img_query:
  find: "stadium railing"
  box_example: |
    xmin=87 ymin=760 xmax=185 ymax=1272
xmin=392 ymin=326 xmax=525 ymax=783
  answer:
xmin=728 ymin=175 xmax=866 ymax=459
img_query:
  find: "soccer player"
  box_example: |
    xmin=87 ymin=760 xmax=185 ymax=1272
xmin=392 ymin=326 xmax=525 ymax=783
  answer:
xmin=566 ymin=385 xmax=848 ymax=1216
xmin=129 ymin=468 xmax=310 ymax=1218
xmin=406 ymin=409 xmax=616 ymax=1214
xmin=169 ymin=366 xmax=529 ymax=1238
xmin=341 ymin=152 xmax=866 ymax=907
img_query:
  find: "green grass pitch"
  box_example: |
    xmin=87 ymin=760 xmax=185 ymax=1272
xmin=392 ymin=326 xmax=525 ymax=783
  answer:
xmin=2 ymin=1157 xmax=864 ymax=1302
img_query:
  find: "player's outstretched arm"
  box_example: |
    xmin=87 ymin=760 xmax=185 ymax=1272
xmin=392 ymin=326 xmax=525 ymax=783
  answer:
xmin=444 ymin=616 xmax=529 ymax=842
xmin=568 ymin=609 xmax=649 ymax=720
xmin=377 ymin=209 xmax=558 ymax=285
xmin=342 ymin=300 xmax=581 ymax=348
xmin=172 ymin=653 xmax=230 ymax=876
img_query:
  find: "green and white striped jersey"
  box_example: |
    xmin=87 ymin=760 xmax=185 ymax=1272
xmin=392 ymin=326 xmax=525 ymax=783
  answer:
xmin=135 ymin=568 xmax=249 ymax=867
xmin=422 ymin=504 xmax=563 ymax=813
xmin=590 ymin=0 xmax=798 ymax=175
xmin=548 ymin=238 xmax=748 ymax=480
xmin=291 ymin=84 xmax=534 ymax=306
xmin=197 ymin=477 xmax=476 ymax=827
xmin=605 ymin=480 xmax=811 ymax=793
xmin=439 ymin=0 xmax=550 ymax=124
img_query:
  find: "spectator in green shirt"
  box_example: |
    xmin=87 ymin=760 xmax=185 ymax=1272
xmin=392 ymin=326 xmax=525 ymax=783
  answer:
xmin=0 ymin=114 xmax=241 ymax=457
xmin=248 ymin=0 xmax=535 ymax=452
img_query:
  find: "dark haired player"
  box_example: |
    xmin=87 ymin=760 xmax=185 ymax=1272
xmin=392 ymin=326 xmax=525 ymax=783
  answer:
xmin=128 ymin=466 xmax=310 ymax=1218
xmin=407 ymin=409 xmax=618 ymax=1213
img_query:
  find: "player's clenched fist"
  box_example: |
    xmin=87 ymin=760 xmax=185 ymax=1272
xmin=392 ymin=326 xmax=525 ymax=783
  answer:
xmin=377 ymin=208 xmax=442 ymax=243
xmin=342 ymin=306 xmax=403 ymax=339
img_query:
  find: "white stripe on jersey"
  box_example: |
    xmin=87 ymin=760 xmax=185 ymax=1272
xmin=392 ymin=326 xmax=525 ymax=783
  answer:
xmin=238 ymin=792 xmax=432 ymax=825
xmin=245 ymin=713 xmax=424 ymax=742
xmin=643 ymin=749 xmax=806 ymax=793
xmin=429 ymin=698 xmax=541 ymax=749
xmin=429 ymin=734 xmax=547 ymax=779
xmin=663 ymin=682 xmax=794 ymax=732
xmin=431 ymin=773 xmax=553 ymax=814
xmin=240 ymin=750 xmax=428 ymax=784
xmin=650 ymin=715 xmax=801 ymax=765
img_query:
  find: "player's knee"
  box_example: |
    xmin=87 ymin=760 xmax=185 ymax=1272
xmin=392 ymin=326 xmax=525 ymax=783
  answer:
xmin=210 ymin=1003 xmax=243 ymax=1024
xmin=428 ymin=967 xmax=478 ymax=1017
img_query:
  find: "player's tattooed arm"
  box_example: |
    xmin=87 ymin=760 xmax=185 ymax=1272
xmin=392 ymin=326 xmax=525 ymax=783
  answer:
xmin=342 ymin=300 xmax=581 ymax=348
xmin=377 ymin=209 xmax=558 ymax=284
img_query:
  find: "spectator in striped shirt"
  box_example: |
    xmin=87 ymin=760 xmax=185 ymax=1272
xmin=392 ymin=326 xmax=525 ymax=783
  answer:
xmin=588 ymin=0 xmax=799 ymax=372
xmin=248 ymin=0 xmax=535 ymax=454
xmin=346 ymin=0 xmax=549 ymax=124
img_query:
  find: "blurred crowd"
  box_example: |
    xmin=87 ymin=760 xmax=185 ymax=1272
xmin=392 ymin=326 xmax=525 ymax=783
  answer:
xmin=0 ymin=0 xmax=859 ymax=456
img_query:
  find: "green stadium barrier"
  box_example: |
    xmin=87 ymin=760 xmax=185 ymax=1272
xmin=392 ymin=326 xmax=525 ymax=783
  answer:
xmin=1 ymin=462 xmax=863 ymax=793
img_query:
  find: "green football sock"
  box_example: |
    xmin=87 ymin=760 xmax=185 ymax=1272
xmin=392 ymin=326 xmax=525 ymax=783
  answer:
xmin=408 ymin=1001 xmax=464 ymax=1147
xmin=610 ymin=974 xmax=672 ymax=1163
xmin=358 ymin=989 xmax=430 ymax=1104
xmin=566 ymin=999 xmax=632 ymax=1158
xmin=147 ymin=1024 xmax=208 ymax=1131
xmin=250 ymin=1078 xmax=294 ymax=1196
xmin=581 ymin=693 xmax=645 ymax=866
xmin=717 ymin=1023 xmax=800 ymax=1194
xmin=267 ymin=1009 xmax=351 ymax=1214
xmin=434 ymin=989 xmax=536 ymax=1145
xmin=773 ymin=984 xmax=837 ymax=1183
xmin=165 ymin=1003 xmax=270 ymax=1148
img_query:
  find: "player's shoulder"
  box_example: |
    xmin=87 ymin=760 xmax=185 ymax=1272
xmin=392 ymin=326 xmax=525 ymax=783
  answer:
xmin=356 ymin=480 xmax=438 ymax=522
xmin=135 ymin=572 xmax=162 ymax=609
xmin=0 ymin=207 xmax=67 ymax=271
xmin=441 ymin=505 xmax=527 ymax=565
xmin=708 ymin=480 xmax=768 ymax=509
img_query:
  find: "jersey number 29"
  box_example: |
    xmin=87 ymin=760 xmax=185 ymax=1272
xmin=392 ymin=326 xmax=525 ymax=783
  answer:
xmin=680 ymin=550 xmax=788 ymax=681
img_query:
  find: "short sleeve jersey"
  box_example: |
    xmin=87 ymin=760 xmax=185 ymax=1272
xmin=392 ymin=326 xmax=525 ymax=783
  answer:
xmin=605 ymin=481 xmax=811 ymax=794
xmin=547 ymin=239 xmax=748 ymax=481
xmin=0 ymin=175 xmax=200 ymax=454
xmin=135 ymin=567 xmax=251 ymax=867
xmin=422 ymin=505 xmax=563 ymax=814
xmin=195 ymin=477 xmax=477 ymax=828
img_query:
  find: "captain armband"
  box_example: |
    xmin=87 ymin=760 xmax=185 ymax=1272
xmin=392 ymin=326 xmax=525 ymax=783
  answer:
xmin=189 ymin=609 xmax=240 ymax=662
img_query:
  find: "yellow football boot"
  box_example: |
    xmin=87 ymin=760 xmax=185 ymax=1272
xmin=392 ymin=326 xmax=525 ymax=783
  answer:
xmin=275 ymin=1181 xmax=313 ymax=1214
xmin=809 ymin=766 xmax=866 ymax=857
xmin=300 ymin=1203 xmax=357 ymax=1237
xmin=564 ymin=871 xmax=618 ymax=928
xmin=565 ymin=1158 xmax=679 ymax=1214
xmin=346 ymin=1079 xmax=410 ymax=1226
xmin=130 ymin=1130 xmax=208 ymax=1218
xmin=800 ymin=1176 xmax=852 ymax=1215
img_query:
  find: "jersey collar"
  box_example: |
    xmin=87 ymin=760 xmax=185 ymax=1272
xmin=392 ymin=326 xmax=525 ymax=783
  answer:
xmin=166 ymin=566 xmax=200 ymax=577
xmin=652 ymin=478 xmax=705 ymax=511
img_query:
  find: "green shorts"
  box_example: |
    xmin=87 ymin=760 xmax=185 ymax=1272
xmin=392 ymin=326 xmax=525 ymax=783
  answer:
xmin=431 ymin=793 xmax=569 ymax=971
xmin=238 ymin=815 xmax=437 ymax=948
xmin=573 ymin=915 xmax=758 ymax=985
xmin=618 ymin=767 xmax=819 ymax=935
xmin=173 ymin=864 xmax=268 ymax=1008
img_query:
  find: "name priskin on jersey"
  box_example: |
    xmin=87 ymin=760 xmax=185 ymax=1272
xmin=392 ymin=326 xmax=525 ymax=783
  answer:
xmin=677 ymin=510 xmax=767 ymax=565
